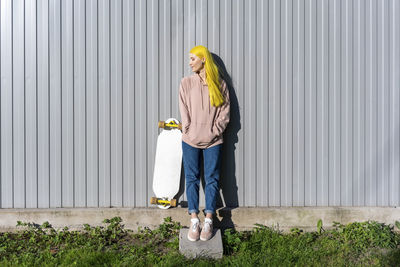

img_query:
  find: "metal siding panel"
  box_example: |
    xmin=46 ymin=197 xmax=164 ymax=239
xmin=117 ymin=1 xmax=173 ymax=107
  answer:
xmin=208 ymin=0 xmax=220 ymax=53
xmin=220 ymin=0 xmax=232 ymax=76
xmin=281 ymin=0 xmax=293 ymax=207
xmin=49 ymin=0 xmax=62 ymax=208
xmin=292 ymin=0 xmax=305 ymax=206
xmin=171 ymin=0 xmax=183 ymax=137
xmin=341 ymin=0 xmax=353 ymax=206
xmin=268 ymin=0 xmax=281 ymax=206
xmin=13 ymin=0 xmax=25 ymax=208
xmin=74 ymin=0 xmax=86 ymax=207
xmin=365 ymin=0 xmax=378 ymax=206
xmin=316 ymin=0 xmax=329 ymax=206
xmin=159 ymin=0 xmax=171 ymax=121
xmin=256 ymin=0 xmax=268 ymax=206
xmin=183 ymin=0 xmax=196 ymax=78
xmin=110 ymin=0 xmax=123 ymax=207
xmin=134 ymin=0 xmax=147 ymax=207
xmin=122 ymin=0 xmax=135 ymax=207
xmin=389 ymin=0 xmax=400 ymax=206
xmin=146 ymin=0 xmax=160 ymax=207
xmin=1 ymin=0 xmax=13 ymax=208
xmin=329 ymin=0 xmax=341 ymax=205
xmin=61 ymin=0 xmax=74 ymax=207
xmin=196 ymin=0 xmax=207 ymax=45
xmin=98 ymin=0 xmax=111 ymax=207
xmin=37 ymin=0 xmax=50 ymax=208
xmin=86 ymin=0 xmax=98 ymax=207
xmin=25 ymin=0 xmax=38 ymax=208
xmin=377 ymin=0 xmax=390 ymax=206
xmin=244 ymin=0 xmax=256 ymax=207
xmin=353 ymin=0 xmax=366 ymax=206
xmin=304 ymin=0 xmax=317 ymax=206
xmin=232 ymin=0 xmax=245 ymax=206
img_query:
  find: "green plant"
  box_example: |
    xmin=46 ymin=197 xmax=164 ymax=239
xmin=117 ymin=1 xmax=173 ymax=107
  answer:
xmin=223 ymin=228 xmax=243 ymax=255
xmin=317 ymin=219 xmax=323 ymax=234
xmin=290 ymin=227 xmax=303 ymax=236
xmin=395 ymin=220 xmax=400 ymax=230
xmin=1 ymin=217 xmax=400 ymax=266
xmin=152 ymin=216 xmax=182 ymax=240
xmin=332 ymin=221 xmax=398 ymax=253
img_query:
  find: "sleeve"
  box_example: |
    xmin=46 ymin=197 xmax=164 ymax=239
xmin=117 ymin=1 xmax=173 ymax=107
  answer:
xmin=213 ymin=80 xmax=230 ymax=136
xmin=178 ymin=79 xmax=191 ymax=134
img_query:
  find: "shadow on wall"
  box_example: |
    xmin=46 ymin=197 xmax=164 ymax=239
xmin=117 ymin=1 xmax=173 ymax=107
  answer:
xmin=212 ymin=53 xmax=241 ymax=230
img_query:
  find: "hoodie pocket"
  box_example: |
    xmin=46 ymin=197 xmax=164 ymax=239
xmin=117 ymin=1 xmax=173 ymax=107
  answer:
xmin=187 ymin=122 xmax=218 ymax=146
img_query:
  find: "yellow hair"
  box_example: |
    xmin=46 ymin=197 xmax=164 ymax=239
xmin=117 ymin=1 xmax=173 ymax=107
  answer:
xmin=190 ymin=45 xmax=224 ymax=107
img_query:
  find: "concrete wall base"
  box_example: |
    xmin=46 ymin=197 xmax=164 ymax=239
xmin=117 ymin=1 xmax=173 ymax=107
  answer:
xmin=1 ymin=207 xmax=399 ymax=233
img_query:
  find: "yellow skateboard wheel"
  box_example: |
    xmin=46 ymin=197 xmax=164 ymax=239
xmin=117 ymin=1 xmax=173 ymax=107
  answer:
xmin=158 ymin=121 xmax=165 ymax=128
xmin=170 ymin=199 xmax=177 ymax=207
xmin=150 ymin=197 xmax=157 ymax=205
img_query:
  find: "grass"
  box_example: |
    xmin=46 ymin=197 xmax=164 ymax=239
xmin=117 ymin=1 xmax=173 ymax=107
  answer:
xmin=0 ymin=216 xmax=399 ymax=266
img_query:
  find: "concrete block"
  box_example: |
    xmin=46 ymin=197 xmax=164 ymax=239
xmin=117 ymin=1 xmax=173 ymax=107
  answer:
xmin=179 ymin=228 xmax=223 ymax=259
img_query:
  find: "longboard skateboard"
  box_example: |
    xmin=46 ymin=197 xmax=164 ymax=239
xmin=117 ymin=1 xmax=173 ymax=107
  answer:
xmin=150 ymin=118 xmax=183 ymax=209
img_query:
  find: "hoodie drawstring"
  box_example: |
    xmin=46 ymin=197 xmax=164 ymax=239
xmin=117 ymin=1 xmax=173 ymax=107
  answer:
xmin=198 ymin=74 xmax=209 ymax=113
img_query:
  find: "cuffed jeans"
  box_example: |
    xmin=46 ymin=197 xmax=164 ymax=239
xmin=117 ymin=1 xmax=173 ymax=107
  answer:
xmin=182 ymin=141 xmax=222 ymax=215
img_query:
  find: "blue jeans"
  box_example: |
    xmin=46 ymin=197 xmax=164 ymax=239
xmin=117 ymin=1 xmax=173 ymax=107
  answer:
xmin=182 ymin=141 xmax=222 ymax=215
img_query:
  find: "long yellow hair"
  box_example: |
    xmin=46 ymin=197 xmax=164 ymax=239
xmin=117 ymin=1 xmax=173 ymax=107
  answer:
xmin=190 ymin=45 xmax=224 ymax=107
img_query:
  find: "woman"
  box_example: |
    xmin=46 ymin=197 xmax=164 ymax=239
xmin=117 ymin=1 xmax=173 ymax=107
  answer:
xmin=178 ymin=45 xmax=230 ymax=241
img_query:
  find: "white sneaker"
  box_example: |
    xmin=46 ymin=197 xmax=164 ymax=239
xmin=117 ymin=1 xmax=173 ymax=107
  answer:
xmin=187 ymin=218 xmax=200 ymax=241
xmin=200 ymin=218 xmax=213 ymax=241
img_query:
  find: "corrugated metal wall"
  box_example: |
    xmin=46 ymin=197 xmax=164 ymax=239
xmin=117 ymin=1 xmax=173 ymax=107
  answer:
xmin=1 ymin=0 xmax=399 ymax=209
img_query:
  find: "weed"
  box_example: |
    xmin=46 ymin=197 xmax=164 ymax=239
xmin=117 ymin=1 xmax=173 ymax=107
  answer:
xmin=317 ymin=219 xmax=324 ymax=234
xmin=223 ymin=228 xmax=246 ymax=255
xmin=1 ymin=217 xmax=400 ymax=266
xmin=332 ymin=220 xmax=398 ymax=253
xmin=153 ymin=216 xmax=182 ymax=240
xmin=395 ymin=220 xmax=400 ymax=230
xmin=290 ymin=227 xmax=303 ymax=236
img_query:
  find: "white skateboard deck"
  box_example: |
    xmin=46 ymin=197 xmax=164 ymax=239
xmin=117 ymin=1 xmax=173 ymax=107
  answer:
xmin=152 ymin=118 xmax=182 ymax=209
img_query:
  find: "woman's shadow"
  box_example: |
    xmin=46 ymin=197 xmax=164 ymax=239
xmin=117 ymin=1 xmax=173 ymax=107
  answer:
xmin=210 ymin=53 xmax=241 ymax=230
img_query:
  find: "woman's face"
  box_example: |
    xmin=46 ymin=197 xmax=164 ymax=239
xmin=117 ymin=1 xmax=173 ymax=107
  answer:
xmin=189 ymin=53 xmax=204 ymax=73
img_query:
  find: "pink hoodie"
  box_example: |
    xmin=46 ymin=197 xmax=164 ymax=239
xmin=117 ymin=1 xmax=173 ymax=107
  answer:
xmin=179 ymin=73 xmax=230 ymax=149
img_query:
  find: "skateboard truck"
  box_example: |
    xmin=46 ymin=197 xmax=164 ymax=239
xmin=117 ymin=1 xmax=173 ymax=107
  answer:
xmin=158 ymin=120 xmax=182 ymax=130
xmin=150 ymin=197 xmax=177 ymax=207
